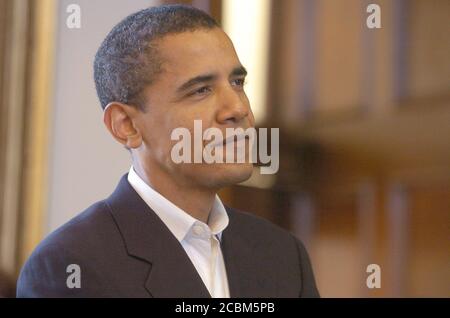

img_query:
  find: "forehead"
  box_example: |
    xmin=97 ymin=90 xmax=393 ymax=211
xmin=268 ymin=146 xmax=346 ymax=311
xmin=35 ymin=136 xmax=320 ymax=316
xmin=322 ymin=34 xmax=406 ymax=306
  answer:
xmin=156 ymin=28 xmax=241 ymax=79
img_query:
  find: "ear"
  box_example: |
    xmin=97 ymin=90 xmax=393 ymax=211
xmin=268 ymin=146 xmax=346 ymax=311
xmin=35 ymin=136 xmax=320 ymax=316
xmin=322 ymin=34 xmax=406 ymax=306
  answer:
xmin=103 ymin=102 xmax=142 ymax=149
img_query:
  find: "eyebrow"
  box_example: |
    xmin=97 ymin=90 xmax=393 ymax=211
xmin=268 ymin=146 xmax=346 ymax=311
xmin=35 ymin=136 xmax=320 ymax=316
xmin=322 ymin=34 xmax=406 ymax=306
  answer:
xmin=176 ymin=65 xmax=248 ymax=93
xmin=230 ymin=65 xmax=247 ymax=77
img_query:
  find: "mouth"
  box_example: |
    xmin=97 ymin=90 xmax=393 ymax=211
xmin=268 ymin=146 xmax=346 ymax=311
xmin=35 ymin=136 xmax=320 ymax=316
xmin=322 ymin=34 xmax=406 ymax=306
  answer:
xmin=209 ymin=133 xmax=249 ymax=148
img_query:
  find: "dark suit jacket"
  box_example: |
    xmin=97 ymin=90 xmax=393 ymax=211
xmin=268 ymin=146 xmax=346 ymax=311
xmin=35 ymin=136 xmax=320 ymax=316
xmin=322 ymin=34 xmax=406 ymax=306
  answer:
xmin=17 ymin=174 xmax=319 ymax=297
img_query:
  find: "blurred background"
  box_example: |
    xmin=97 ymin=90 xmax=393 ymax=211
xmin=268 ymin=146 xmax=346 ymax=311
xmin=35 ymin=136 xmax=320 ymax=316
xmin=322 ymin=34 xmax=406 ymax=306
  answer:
xmin=0 ymin=0 xmax=448 ymax=297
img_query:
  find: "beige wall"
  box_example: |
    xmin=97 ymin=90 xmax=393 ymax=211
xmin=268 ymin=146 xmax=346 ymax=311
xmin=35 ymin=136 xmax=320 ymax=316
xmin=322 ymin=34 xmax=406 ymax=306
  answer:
xmin=47 ymin=0 xmax=159 ymax=232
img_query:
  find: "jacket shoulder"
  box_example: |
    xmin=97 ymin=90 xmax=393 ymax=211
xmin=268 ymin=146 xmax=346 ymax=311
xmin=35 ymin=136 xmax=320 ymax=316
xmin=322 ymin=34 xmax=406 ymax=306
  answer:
xmin=37 ymin=200 xmax=116 ymax=251
xmin=226 ymin=206 xmax=294 ymax=241
xmin=225 ymin=206 xmax=320 ymax=297
xmin=16 ymin=200 xmax=120 ymax=297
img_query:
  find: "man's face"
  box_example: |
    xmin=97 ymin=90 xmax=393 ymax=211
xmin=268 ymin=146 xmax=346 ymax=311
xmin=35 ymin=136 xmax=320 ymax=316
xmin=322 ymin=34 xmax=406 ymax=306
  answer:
xmin=133 ymin=28 xmax=255 ymax=191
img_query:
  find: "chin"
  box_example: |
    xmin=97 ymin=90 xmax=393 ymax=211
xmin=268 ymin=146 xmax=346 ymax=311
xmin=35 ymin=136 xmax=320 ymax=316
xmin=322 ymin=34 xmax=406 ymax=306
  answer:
xmin=211 ymin=162 xmax=254 ymax=186
xmin=177 ymin=162 xmax=254 ymax=190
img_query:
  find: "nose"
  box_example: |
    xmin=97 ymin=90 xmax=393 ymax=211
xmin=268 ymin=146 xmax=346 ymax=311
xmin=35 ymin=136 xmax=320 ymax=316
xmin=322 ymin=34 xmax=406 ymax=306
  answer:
xmin=216 ymin=85 xmax=253 ymax=126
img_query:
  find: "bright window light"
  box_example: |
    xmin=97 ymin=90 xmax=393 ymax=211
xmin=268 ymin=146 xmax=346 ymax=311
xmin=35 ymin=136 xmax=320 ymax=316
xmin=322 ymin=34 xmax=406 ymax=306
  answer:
xmin=222 ymin=0 xmax=271 ymax=125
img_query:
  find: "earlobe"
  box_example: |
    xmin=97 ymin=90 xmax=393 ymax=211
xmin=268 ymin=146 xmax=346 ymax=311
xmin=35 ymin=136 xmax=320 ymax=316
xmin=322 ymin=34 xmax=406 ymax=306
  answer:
xmin=103 ymin=102 xmax=142 ymax=149
xmin=125 ymin=130 xmax=142 ymax=149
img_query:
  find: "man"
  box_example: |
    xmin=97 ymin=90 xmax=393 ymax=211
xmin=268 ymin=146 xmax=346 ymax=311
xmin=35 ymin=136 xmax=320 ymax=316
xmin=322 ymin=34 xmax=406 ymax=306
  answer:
xmin=17 ymin=5 xmax=319 ymax=298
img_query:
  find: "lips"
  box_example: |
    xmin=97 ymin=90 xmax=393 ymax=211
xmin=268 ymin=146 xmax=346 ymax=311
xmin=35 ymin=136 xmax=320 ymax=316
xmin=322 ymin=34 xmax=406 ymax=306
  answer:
xmin=208 ymin=133 xmax=248 ymax=148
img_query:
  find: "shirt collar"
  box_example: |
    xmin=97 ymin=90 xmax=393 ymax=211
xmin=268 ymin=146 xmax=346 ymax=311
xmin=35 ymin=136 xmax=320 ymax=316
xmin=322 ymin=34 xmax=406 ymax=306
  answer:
xmin=127 ymin=166 xmax=229 ymax=242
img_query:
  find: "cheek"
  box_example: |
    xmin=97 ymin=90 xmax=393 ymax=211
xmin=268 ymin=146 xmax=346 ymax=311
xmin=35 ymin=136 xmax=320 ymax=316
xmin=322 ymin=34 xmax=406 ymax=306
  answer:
xmin=153 ymin=112 xmax=194 ymax=159
xmin=171 ymin=104 xmax=216 ymax=132
xmin=138 ymin=113 xmax=174 ymax=157
xmin=147 ymin=104 xmax=217 ymax=158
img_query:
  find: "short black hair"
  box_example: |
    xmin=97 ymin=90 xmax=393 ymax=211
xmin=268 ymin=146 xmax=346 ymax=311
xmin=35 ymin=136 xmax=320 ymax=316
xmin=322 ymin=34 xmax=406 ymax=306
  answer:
xmin=94 ymin=4 xmax=219 ymax=111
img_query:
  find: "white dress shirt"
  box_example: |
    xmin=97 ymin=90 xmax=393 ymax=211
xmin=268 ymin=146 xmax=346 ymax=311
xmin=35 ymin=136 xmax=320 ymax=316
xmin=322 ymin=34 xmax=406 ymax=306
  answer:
xmin=127 ymin=166 xmax=230 ymax=298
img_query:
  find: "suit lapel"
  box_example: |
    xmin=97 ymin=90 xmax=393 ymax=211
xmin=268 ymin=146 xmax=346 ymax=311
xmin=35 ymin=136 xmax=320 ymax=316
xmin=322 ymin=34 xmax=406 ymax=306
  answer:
xmin=105 ymin=174 xmax=210 ymax=298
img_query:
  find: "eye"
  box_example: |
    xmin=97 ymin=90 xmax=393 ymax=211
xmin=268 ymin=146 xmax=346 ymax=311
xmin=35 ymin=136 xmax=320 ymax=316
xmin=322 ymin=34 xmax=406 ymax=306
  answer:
xmin=190 ymin=86 xmax=212 ymax=96
xmin=231 ymin=78 xmax=246 ymax=88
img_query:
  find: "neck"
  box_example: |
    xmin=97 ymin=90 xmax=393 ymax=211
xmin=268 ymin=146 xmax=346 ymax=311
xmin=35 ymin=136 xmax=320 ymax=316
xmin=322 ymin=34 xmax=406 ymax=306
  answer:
xmin=132 ymin=160 xmax=216 ymax=224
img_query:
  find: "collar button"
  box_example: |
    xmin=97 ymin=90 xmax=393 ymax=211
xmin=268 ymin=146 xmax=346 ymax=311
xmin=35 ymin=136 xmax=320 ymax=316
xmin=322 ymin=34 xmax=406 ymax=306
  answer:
xmin=193 ymin=225 xmax=204 ymax=236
